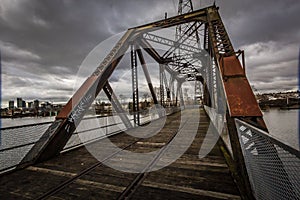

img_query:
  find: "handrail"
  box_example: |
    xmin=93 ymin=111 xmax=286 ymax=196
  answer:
xmin=235 ymin=118 xmax=300 ymax=200
xmin=0 ymin=121 xmax=53 ymax=130
xmin=0 ymin=115 xmax=115 ymax=131
xmin=0 ymin=111 xmax=162 ymax=175
xmin=235 ymin=118 xmax=300 ymax=158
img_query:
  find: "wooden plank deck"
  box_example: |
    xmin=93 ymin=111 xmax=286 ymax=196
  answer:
xmin=0 ymin=108 xmax=241 ymax=199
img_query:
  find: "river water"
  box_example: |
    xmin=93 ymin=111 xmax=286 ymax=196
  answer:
xmin=1 ymin=109 xmax=299 ymax=150
xmin=262 ymin=109 xmax=299 ymax=150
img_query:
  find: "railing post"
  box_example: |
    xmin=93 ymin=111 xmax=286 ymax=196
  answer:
xmin=225 ymin=112 xmax=255 ymax=200
xmin=159 ymin=64 xmax=165 ymax=107
xmin=131 ymin=44 xmax=140 ymax=126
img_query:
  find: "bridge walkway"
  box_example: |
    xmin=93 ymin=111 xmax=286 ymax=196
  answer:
xmin=0 ymin=108 xmax=241 ymax=200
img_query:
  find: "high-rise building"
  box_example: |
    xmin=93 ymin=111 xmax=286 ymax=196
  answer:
xmin=28 ymin=102 xmax=33 ymax=108
xmin=22 ymin=100 xmax=26 ymax=108
xmin=34 ymin=100 xmax=39 ymax=109
xmin=9 ymin=100 xmax=14 ymax=109
xmin=17 ymin=98 xmax=23 ymax=108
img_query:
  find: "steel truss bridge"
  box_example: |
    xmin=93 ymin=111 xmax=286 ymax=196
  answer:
xmin=0 ymin=4 xmax=299 ymax=200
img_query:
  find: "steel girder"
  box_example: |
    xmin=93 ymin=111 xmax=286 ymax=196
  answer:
xmin=103 ymin=82 xmax=133 ymax=129
xmin=22 ymin=5 xmax=265 ymax=164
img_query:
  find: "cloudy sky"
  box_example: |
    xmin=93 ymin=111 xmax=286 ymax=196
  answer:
xmin=0 ymin=0 xmax=299 ymax=107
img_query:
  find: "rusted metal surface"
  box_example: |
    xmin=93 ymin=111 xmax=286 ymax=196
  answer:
xmin=56 ymin=76 xmax=98 ymax=119
xmin=30 ymin=30 xmax=135 ymax=162
xmin=24 ymin=4 xmax=264 ymax=168
xmin=220 ymin=55 xmax=244 ymax=77
xmin=206 ymin=7 xmax=235 ymax=57
xmin=224 ymin=78 xmax=262 ymax=117
xmin=221 ymin=56 xmax=262 ymax=117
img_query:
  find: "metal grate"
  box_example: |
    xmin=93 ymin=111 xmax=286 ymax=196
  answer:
xmin=235 ymin=119 xmax=300 ymax=200
xmin=0 ymin=122 xmax=52 ymax=173
xmin=0 ymin=113 xmax=159 ymax=174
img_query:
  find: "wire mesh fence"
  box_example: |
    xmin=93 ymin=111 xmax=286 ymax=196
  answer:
xmin=0 ymin=122 xmax=52 ymax=173
xmin=0 ymin=112 xmax=161 ymax=174
xmin=235 ymin=119 xmax=300 ymax=200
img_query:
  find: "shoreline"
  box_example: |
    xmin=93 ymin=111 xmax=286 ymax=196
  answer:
xmin=260 ymin=105 xmax=300 ymax=111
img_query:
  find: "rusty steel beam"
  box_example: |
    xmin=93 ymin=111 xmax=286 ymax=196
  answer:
xmin=219 ymin=55 xmax=262 ymax=117
xmin=141 ymin=34 xmax=204 ymax=82
xmin=21 ymin=5 xmax=267 ymax=170
xmin=206 ymin=6 xmax=262 ymax=118
xmin=139 ymin=38 xmax=186 ymax=82
xmin=103 ymin=82 xmax=133 ymax=130
xmin=206 ymin=6 xmax=234 ymax=58
xmin=205 ymin=7 xmax=265 ymax=199
xmin=22 ymin=29 xmax=136 ymax=163
xmin=139 ymin=38 xmax=163 ymax=63
xmin=159 ymin=64 xmax=165 ymax=106
xmin=136 ymin=47 xmax=159 ymax=105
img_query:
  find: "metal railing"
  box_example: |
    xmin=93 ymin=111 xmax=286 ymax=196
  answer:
xmin=203 ymin=105 xmax=233 ymax=156
xmin=204 ymin=106 xmax=300 ymax=199
xmin=235 ymin=119 xmax=300 ymax=200
xmin=0 ymin=122 xmax=52 ymax=174
xmin=0 ymin=113 xmax=160 ymax=174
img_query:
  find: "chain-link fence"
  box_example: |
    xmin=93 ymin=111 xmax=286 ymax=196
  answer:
xmin=235 ymin=119 xmax=300 ymax=200
xmin=0 ymin=113 xmax=160 ymax=174
xmin=0 ymin=122 xmax=52 ymax=173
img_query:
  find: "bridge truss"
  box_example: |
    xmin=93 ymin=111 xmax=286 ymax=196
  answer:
xmin=17 ymin=5 xmax=297 ymax=199
xmin=30 ymin=5 xmax=263 ymax=158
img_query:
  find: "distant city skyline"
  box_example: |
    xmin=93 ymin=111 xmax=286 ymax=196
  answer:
xmin=5 ymin=98 xmax=50 ymax=108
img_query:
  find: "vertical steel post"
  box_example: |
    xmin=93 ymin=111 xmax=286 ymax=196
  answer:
xmin=194 ymin=80 xmax=202 ymax=104
xmin=175 ymin=80 xmax=179 ymax=107
xmin=208 ymin=48 xmax=215 ymax=108
xmin=180 ymin=86 xmax=184 ymax=108
xmin=203 ymin=23 xmax=209 ymax=51
xmin=131 ymin=44 xmax=140 ymax=126
xmin=170 ymin=76 xmax=175 ymax=106
xmin=203 ymin=81 xmax=211 ymax=107
xmin=177 ymin=81 xmax=184 ymax=108
xmin=159 ymin=64 xmax=165 ymax=107
xmin=167 ymin=75 xmax=172 ymax=100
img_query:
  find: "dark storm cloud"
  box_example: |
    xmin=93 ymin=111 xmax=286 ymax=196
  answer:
xmin=1 ymin=0 xmax=112 ymax=72
xmin=1 ymin=0 xmax=299 ymax=106
xmin=216 ymin=0 xmax=300 ymax=46
xmin=0 ymin=0 xmax=174 ymax=67
xmin=0 ymin=0 xmax=172 ymax=104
